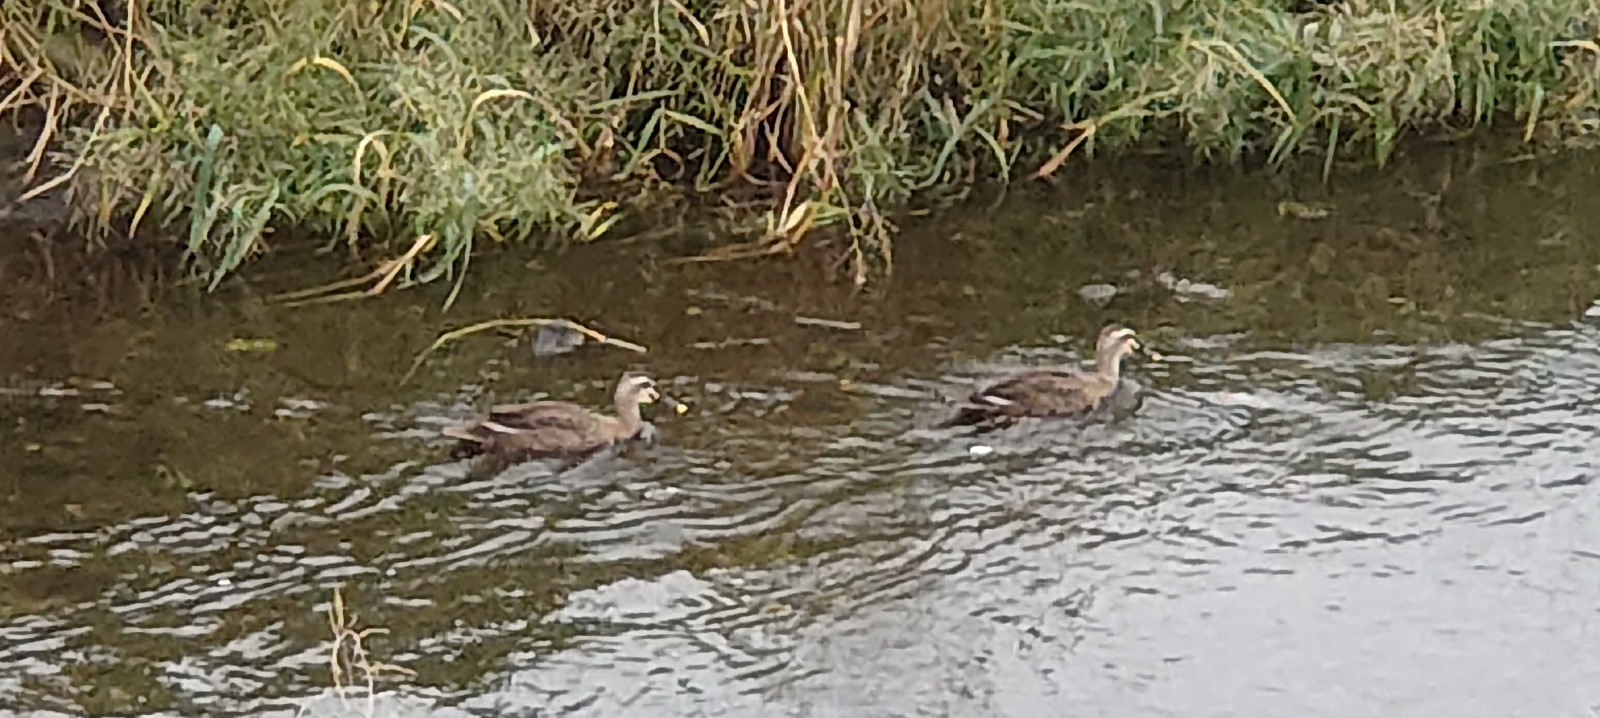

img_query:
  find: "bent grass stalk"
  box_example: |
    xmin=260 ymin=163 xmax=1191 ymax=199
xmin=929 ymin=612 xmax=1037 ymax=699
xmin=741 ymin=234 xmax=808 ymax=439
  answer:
xmin=401 ymin=316 xmax=649 ymax=385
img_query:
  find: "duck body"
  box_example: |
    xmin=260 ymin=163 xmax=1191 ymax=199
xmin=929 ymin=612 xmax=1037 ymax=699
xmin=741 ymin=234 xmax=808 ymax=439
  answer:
xmin=444 ymin=401 xmax=645 ymax=461
xmin=443 ymin=371 xmax=662 ymax=467
xmin=945 ymin=368 xmax=1118 ymax=427
xmin=943 ymin=325 xmax=1156 ymax=431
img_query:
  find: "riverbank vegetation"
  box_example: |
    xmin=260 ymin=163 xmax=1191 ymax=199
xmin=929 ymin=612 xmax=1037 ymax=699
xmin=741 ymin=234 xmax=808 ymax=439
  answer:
xmin=2 ymin=0 xmax=1597 ymax=298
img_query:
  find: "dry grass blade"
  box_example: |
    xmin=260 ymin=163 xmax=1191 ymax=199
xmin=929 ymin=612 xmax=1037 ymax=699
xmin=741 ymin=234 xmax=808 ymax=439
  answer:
xmin=266 ymin=234 xmax=439 ymax=307
xmin=313 ymin=586 xmax=416 ymax=718
xmin=458 ymin=89 xmax=537 ymax=155
xmin=1035 ymin=89 xmax=1181 ymax=179
xmin=401 ymin=317 xmax=649 ymax=384
xmin=1188 ymin=39 xmax=1296 ymax=123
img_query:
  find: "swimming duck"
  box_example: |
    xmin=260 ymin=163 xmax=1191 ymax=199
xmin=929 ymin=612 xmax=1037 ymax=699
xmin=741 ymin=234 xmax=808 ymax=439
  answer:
xmin=942 ymin=324 xmax=1159 ymax=429
xmin=442 ymin=371 xmax=670 ymax=466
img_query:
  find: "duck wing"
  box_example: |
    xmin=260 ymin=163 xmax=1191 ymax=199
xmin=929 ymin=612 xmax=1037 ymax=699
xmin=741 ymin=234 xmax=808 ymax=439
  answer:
xmin=446 ymin=413 xmax=616 ymax=461
xmin=486 ymin=401 xmax=603 ymax=433
xmin=484 ymin=422 xmax=614 ymax=461
xmin=441 ymin=400 xmax=603 ymax=457
xmin=982 ymin=369 xmax=1098 ymax=412
xmin=943 ymin=369 xmax=1098 ymax=427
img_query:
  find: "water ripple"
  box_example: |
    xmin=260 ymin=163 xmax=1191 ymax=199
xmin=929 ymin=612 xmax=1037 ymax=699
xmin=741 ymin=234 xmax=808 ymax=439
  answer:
xmin=2 ymin=312 xmax=1599 ymax=717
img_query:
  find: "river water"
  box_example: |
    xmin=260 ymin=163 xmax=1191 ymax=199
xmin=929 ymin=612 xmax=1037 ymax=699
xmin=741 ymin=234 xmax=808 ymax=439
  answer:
xmin=1 ymin=144 xmax=1599 ymax=718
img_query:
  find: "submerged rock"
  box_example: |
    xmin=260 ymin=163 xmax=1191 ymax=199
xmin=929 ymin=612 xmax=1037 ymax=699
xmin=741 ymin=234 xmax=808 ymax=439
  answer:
xmin=1276 ymin=199 xmax=1334 ymax=220
xmin=1155 ymin=271 xmax=1232 ymax=303
xmin=1078 ymin=283 xmax=1119 ymax=305
xmin=531 ymin=324 xmax=587 ymax=358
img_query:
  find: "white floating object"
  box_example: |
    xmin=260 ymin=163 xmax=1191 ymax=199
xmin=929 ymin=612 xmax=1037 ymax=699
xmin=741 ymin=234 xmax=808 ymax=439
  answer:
xmin=1078 ymin=283 xmax=1119 ymax=305
xmin=968 ymin=445 xmax=994 ymax=456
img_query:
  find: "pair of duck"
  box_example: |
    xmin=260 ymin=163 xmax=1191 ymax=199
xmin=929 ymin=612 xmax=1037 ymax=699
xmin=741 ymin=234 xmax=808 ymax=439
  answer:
xmin=442 ymin=324 xmax=1159 ymax=466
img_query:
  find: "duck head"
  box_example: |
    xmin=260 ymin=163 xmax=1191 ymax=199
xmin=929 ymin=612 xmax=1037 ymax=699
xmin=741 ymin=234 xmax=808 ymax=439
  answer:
xmin=1095 ymin=324 xmax=1161 ymax=367
xmin=616 ymin=372 xmax=662 ymax=405
xmin=616 ymin=371 xmax=690 ymax=414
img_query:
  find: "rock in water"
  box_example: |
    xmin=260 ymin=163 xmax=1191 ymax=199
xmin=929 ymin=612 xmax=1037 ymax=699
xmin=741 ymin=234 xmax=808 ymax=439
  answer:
xmin=532 ymin=324 xmax=587 ymax=358
xmin=1077 ymin=283 xmax=1119 ymax=306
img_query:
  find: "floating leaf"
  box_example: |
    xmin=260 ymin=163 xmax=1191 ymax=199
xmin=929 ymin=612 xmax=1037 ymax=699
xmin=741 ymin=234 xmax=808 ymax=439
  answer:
xmin=1277 ymin=200 xmax=1334 ymax=220
xmin=225 ymin=337 xmax=279 ymax=353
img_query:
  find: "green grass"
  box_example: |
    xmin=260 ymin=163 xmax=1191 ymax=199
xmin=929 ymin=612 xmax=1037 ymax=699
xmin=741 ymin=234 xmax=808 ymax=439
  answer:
xmin=2 ymin=0 xmax=1598 ymax=300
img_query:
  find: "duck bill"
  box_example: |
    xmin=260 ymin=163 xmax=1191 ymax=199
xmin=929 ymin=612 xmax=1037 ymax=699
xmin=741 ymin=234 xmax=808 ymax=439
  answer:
xmin=1134 ymin=340 xmax=1162 ymax=362
xmin=655 ymin=390 xmax=691 ymax=415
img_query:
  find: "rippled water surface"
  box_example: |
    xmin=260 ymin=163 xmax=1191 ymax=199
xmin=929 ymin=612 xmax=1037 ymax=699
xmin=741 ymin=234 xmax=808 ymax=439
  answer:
xmin=3 ymin=146 xmax=1600 ymax=717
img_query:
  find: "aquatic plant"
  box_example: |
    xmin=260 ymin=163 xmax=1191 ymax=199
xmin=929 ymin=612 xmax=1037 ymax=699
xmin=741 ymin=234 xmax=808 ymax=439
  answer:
xmin=2 ymin=0 xmax=1597 ymax=298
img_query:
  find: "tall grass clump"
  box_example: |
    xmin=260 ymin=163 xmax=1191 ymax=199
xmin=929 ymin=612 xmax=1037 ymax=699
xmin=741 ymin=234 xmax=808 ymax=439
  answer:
xmin=2 ymin=0 xmax=1598 ymax=295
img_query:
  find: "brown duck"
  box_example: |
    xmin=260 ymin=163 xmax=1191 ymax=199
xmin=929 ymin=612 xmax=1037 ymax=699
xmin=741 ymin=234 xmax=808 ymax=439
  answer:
xmin=443 ymin=371 xmax=677 ymax=467
xmin=942 ymin=325 xmax=1159 ymax=429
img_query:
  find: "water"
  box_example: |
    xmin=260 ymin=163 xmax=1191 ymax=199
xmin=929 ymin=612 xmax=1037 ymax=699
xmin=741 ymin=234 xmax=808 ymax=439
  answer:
xmin=2 ymin=143 xmax=1600 ymax=717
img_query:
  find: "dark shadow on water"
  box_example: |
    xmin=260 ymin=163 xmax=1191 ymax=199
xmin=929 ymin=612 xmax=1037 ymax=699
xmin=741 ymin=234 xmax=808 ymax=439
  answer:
xmin=1 ymin=140 xmax=1599 ymax=717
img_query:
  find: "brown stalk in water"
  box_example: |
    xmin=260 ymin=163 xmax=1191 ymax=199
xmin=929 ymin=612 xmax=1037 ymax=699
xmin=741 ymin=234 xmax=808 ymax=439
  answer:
xmin=323 ymin=586 xmax=415 ymax=717
xmin=400 ymin=317 xmax=649 ymax=385
xmin=266 ymin=233 xmax=440 ymax=307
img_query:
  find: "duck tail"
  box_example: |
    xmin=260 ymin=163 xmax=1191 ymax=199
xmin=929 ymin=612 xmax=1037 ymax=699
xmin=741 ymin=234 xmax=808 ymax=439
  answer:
xmin=939 ymin=405 xmax=985 ymax=428
xmin=467 ymin=452 xmax=512 ymax=478
xmin=442 ymin=424 xmax=491 ymax=459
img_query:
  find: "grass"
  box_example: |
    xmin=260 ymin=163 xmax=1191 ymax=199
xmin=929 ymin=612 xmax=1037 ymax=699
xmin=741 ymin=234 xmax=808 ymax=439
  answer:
xmin=2 ymin=0 xmax=1598 ymax=300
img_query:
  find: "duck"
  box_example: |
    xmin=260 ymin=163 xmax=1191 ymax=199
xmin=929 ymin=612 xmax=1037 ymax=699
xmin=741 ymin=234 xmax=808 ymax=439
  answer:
xmin=942 ymin=324 xmax=1160 ymax=430
xmin=442 ymin=371 xmax=674 ymax=467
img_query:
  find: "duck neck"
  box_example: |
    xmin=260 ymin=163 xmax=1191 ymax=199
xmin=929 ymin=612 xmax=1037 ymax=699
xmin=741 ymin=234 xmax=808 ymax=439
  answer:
xmin=612 ymin=397 xmax=644 ymax=437
xmin=1095 ymin=349 xmax=1124 ymax=382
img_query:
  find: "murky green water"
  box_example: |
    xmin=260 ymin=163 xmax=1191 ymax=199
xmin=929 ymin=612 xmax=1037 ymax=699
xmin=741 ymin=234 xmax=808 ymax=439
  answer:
xmin=2 ymin=143 xmax=1600 ymax=718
